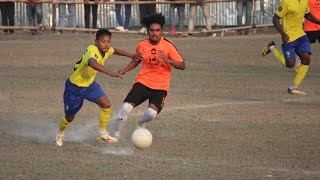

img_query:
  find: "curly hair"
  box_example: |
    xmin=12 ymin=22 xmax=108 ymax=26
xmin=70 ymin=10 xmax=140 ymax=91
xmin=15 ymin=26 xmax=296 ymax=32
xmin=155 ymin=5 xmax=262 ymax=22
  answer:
xmin=142 ymin=13 xmax=166 ymax=29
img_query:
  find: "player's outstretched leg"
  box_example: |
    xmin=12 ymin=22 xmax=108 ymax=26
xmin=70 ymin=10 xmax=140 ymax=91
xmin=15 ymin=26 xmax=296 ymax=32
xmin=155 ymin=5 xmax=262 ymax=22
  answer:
xmin=287 ymin=64 xmax=309 ymax=95
xmin=97 ymin=108 xmax=117 ymax=143
xmin=114 ymin=102 xmax=134 ymax=139
xmin=262 ymin=41 xmax=287 ymax=66
xmin=55 ymin=116 xmax=70 ymax=146
xmin=136 ymin=108 xmax=157 ymax=129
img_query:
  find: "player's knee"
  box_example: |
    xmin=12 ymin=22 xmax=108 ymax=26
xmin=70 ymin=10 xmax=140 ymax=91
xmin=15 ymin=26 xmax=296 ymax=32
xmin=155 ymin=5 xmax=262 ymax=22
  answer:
xmin=65 ymin=115 xmax=75 ymax=122
xmin=101 ymin=102 xmax=111 ymax=109
xmin=122 ymin=102 xmax=134 ymax=114
xmin=286 ymin=61 xmax=295 ymax=68
xmin=301 ymin=58 xmax=310 ymax=65
xmin=146 ymin=108 xmax=157 ymax=121
xmin=116 ymin=102 xmax=134 ymax=121
xmin=299 ymin=52 xmax=310 ymax=65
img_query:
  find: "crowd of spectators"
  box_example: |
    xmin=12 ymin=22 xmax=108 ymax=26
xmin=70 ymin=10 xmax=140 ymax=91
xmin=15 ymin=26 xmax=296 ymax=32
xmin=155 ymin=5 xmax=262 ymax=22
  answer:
xmin=0 ymin=0 xmax=255 ymax=36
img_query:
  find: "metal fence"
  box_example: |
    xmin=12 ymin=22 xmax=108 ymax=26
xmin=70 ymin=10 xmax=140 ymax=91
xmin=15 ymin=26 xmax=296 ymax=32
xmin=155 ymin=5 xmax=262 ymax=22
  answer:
xmin=2 ymin=0 xmax=279 ymax=30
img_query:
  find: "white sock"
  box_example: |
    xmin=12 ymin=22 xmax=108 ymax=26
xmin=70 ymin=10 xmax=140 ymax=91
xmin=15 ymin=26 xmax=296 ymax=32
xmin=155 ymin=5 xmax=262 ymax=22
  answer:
xmin=114 ymin=102 xmax=133 ymax=136
xmin=138 ymin=108 xmax=157 ymax=124
xmin=270 ymin=45 xmax=275 ymax=51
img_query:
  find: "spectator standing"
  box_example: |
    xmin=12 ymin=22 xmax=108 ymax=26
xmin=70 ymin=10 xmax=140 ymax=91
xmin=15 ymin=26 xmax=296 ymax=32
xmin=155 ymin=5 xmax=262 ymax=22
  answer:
xmin=0 ymin=2 xmax=15 ymax=34
xmin=169 ymin=3 xmax=185 ymax=35
xmin=84 ymin=0 xmax=99 ymax=33
xmin=236 ymin=0 xmax=253 ymax=35
xmin=114 ymin=0 xmax=132 ymax=32
xmin=25 ymin=0 xmax=43 ymax=35
xmin=188 ymin=0 xmax=211 ymax=34
xmin=138 ymin=0 xmax=156 ymax=34
xmin=56 ymin=0 xmax=77 ymax=34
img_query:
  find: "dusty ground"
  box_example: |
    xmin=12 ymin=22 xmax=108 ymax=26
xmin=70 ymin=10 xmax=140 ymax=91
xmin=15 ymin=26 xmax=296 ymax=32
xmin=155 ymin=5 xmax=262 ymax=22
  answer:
xmin=1 ymin=29 xmax=320 ymax=179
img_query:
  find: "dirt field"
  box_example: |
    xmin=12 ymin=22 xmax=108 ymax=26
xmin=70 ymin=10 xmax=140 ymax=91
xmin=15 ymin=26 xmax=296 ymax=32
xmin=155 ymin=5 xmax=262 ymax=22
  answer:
xmin=1 ymin=29 xmax=320 ymax=179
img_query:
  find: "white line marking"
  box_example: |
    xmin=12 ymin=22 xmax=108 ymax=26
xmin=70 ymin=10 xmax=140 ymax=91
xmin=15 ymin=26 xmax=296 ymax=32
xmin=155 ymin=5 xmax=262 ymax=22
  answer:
xmin=168 ymin=101 xmax=262 ymax=111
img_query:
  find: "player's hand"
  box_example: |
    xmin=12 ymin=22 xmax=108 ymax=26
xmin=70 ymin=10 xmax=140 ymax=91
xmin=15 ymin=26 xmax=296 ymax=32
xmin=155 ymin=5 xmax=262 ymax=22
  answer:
xmin=118 ymin=69 xmax=126 ymax=75
xmin=158 ymin=51 xmax=171 ymax=64
xmin=112 ymin=72 xmax=123 ymax=79
xmin=281 ymin=33 xmax=289 ymax=44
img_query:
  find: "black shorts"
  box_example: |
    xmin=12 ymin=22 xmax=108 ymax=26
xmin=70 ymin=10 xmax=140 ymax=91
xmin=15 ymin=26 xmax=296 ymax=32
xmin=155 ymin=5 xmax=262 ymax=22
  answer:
xmin=124 ymin=82 xmax=167 ymax=113
xmin=306 ymin=31 xmax=320 ymax=43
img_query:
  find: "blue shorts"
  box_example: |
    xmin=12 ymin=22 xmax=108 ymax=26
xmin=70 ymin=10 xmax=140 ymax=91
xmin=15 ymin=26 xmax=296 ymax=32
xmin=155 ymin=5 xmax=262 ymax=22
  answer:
xmin=281 ymin=35 xmax=311 ymax=61
xmin=63 ymin=79 xmax=106 ymax=116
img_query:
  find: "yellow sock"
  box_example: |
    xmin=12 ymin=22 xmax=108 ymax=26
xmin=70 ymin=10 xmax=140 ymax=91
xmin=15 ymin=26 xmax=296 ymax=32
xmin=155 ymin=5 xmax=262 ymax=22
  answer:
xmin=58 ymin=116 xmax=70 ymax=132
xmin=272 ymin=48 xmax=286 ymax=65
xmin=293 ymin=64 xmax=309 ymax=86
xmin=99 ymin=108 xmax=111 ymax=131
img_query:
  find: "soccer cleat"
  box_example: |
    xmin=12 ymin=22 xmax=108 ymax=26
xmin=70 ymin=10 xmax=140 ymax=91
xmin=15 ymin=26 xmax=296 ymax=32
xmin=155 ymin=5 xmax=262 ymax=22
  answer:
xmin=136 ymin=120 xmax=146 ymax=129
xmin=261 ymin=41 xmax=275 ymax=57
xmin=97 ymin=130 xmax=117 ymax=143
xmin=55 ymin=131 xmax=65 ymax=147
xmin=287 ymin=88 xmax=306 ymax=95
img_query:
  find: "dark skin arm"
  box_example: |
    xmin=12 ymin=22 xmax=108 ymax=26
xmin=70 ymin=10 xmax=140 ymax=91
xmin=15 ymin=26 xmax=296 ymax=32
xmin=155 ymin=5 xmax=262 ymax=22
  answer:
xmin=119 ymin=51 xmax=186 ymax=74
xmin=89 ymin=59 xmax=123 ymax=78
xmin=114 ymin=48 xmax=142 ymax=61
xmin=118 ymin=59 xmax=141 ymax=75
xmin=305 ymin=13 xmax=320 ymax=25
xmin=273 ymin=14 xmax=289 ymax=44
xmin=158 ymin=51 xmax=186 ymax=70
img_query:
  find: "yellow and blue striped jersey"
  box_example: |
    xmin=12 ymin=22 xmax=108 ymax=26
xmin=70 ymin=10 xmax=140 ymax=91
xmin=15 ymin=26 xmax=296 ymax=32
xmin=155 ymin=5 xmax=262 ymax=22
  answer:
xmin=276 ymin=0 xmax=310 ymax=42
xmin=69 ymin=45 xmax=114 ymax=87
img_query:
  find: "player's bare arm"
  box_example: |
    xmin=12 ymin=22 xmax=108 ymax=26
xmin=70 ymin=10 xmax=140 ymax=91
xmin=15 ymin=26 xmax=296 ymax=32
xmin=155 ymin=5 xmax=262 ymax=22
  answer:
xmin=118 ymin=59 xmax=141 ymax=75
xmin=89 ymin=59 xmax=123 ymax=78
xmin=305 ymin=13 xmax=320 ymax=25
xmin=158 ymin=51 xmax=186 ymax=70
xmin=113 ymin=48 xmax=143 ymax=61
xmin=273 ymin=14 xmax=289 ymax=43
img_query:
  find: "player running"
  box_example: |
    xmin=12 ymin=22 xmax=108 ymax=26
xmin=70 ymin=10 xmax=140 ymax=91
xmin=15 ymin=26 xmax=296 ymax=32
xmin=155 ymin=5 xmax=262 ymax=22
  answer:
xmin=261 ymin=0 xmax=320 ymax=95
xmin=55 ymin=28 xmax=141 ymax=146
xmin=113 ymin=13 xmax=186 ymax=139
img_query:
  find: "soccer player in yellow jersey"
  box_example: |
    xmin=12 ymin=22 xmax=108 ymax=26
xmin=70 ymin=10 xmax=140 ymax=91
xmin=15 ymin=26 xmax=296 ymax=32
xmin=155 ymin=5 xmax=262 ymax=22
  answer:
xmin=55 ymin=28 xmax=141 ymax=146
xmin=261 ymin=0 xmax=320 ymax=95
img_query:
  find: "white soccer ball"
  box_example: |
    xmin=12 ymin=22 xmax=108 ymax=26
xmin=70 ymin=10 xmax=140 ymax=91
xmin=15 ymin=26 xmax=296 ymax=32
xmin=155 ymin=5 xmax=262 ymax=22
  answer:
xmin=131 ymin=128 xmax=153 ymax=150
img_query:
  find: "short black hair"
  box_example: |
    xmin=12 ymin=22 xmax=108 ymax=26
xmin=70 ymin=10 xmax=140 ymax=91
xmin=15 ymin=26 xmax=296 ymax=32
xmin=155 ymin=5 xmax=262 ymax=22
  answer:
xmin=96 ymin=28 xmax=112 ymax=40
xmin=142 ymin=13 xmax=166 ymax=29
